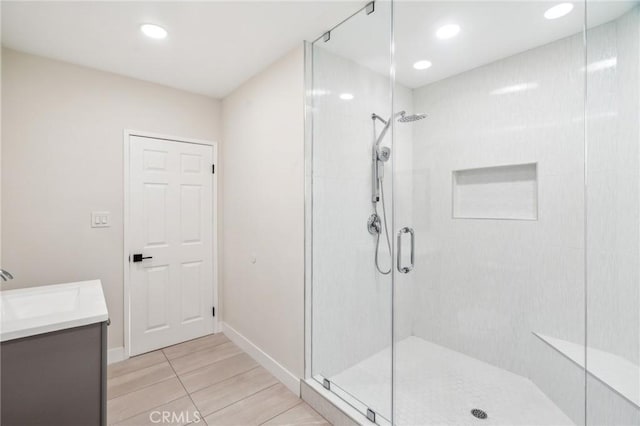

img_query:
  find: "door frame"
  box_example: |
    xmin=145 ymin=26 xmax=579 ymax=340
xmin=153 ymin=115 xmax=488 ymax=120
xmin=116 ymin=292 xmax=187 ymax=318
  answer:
xmin=123 ymin=129 xmax=219 ymax=359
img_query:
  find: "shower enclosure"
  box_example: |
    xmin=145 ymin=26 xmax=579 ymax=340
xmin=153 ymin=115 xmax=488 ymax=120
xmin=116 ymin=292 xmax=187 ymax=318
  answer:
xmin=305 ymin=1 xmax=640 ymax=425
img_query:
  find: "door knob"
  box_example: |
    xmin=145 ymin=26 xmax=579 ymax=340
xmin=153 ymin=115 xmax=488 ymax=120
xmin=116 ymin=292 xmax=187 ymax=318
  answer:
xmin=132 ymin=254 xmax=153 ymax=263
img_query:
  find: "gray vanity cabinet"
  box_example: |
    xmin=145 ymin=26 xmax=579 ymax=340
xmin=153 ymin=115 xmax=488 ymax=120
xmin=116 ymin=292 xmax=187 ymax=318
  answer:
xmin=1 ymin=321 xmax=107 ymax=426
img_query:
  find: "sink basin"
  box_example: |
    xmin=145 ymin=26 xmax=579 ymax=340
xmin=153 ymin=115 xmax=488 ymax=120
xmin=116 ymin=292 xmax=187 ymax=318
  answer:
xmin=2 ymin=287 xmax=80 ymax=320
xmin=0 ymin=280 xmax=108 ymax=342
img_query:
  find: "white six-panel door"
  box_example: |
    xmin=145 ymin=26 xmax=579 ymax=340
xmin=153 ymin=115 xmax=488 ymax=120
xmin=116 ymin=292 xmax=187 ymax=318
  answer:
xmin=129 ymin=135 xmax=215 ymax=355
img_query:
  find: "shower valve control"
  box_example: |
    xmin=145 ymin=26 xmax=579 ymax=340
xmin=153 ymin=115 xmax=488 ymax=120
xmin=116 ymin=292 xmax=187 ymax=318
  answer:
xmin=367 ymin=214 xmax=381 ymax=235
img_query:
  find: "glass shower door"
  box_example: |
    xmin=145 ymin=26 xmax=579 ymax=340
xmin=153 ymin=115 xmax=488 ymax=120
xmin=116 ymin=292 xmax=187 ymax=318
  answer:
xmin=309 ymin=1 xmax=394 ymax=423
xmin=392 ymin=2 xmax=589 ymax=425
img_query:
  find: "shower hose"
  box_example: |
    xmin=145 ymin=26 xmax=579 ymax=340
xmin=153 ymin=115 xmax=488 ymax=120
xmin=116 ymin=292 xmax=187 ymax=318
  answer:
xmin=374 ymin=178 xmax=392 ymax=275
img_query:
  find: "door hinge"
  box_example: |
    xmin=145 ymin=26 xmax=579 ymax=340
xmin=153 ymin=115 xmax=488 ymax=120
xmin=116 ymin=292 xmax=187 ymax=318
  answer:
xmin=366 ymin=408 xmax=376 ymax=423
xmin=212 ymin=164 xmax=215 ymax=174
xmin=366 ymin=1 xmax=375 ymax=15
xmin=212 ymin=307 xmax=216 ymax=317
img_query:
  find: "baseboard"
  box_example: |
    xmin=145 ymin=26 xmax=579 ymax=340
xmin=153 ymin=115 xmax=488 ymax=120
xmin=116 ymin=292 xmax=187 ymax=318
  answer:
xmin=221 ymin=322 xmax=300 ymax=396
xmin=108 ymin=346 xmax=127 ymax=364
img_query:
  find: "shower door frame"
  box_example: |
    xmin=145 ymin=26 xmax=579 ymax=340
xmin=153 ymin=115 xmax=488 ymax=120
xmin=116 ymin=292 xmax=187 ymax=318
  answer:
xmin=303 ymin=1 xmax=397 ymax=424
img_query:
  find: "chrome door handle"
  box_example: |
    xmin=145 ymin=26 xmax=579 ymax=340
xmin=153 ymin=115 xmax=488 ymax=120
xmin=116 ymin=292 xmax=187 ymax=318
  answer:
xmin=396 ymin=227 xmax=415 ymax=273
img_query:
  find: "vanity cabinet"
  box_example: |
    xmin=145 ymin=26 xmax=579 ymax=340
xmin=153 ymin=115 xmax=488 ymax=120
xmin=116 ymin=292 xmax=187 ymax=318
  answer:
xmin=1 ymin=321 xmax=107 ymax=426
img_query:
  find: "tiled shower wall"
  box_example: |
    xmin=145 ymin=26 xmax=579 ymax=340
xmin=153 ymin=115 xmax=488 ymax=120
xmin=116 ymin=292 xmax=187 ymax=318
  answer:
xmin=411 ymin=27 xmax=586 ymax=423
xmin=409 ymin=8 xmax=639 ymax=424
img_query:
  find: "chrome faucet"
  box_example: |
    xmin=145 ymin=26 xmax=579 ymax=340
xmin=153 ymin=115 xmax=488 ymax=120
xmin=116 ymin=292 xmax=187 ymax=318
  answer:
xmin=0 ymin=269 xmax=14 ymax=281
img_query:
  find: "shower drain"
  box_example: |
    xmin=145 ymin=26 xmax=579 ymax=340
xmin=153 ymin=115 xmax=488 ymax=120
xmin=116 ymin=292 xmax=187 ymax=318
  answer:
xmin=471 ymin=409 xmax=488 ymax=420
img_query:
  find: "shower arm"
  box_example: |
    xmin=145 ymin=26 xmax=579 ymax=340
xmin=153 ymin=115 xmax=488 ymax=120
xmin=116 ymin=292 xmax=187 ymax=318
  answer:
xmin=372 ymin=111 xmax=405 ymax=148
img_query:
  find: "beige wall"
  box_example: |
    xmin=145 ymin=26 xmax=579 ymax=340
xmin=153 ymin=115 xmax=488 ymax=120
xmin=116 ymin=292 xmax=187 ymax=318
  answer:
xmin=1 ymin=48 xmax=222 ymax=350
xmin=221 ymin=46 xmax=305 ymax=379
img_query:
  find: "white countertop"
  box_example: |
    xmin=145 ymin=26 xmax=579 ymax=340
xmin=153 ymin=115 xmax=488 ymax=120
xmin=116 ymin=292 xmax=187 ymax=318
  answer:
xmin=0 ymin=280 xmax=108 ymax=342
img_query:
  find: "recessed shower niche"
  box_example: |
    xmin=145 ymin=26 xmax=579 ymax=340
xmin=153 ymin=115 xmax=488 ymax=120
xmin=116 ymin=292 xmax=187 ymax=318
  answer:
xmin=452 ymin=163 xmax=538 ymax=220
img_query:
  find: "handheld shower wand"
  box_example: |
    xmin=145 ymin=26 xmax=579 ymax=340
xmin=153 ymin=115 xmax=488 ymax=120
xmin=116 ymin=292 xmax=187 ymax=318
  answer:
xmin=369 ymin=110 xmax=427 ymax=275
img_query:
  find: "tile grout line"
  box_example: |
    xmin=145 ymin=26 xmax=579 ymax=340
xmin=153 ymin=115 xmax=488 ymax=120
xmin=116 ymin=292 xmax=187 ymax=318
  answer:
xmin=110 ymin=392 xmax=189 ymax=425
xmin=163 ymin=335 xmax=232 ymax=363
xmin=193 ymin=368 xmax=283 ymax=418
xmin=108 ymin=354 xmax=167 ymax=380
xmin=109 ymin=352 xmax=183 ymax=424
xmin=178 ymin=364 xmax=262 ymax=394
xmin=108 ymin=374 xmax=179 ymax=404
xmin=108 ymin=352 xmax=173 ymax=402
xmin=187 ymin=365 xmax=262 ymax=397
xmin=171 ymin=350 xmax=254 ymax=386
xmin=107 ymin=363 xmax=176 ymax=401
xmin=111 ymin=350 xmax=257 ymax=402
xmin=170 ymin=347 xmax=243 ymax=377
xmin=202 ymin=382 xmax=283 ymax=420
xmin=165 ymin=348 xmax=207 ymax=424
xmin=257 ymin=400 xmax=306 ymax=426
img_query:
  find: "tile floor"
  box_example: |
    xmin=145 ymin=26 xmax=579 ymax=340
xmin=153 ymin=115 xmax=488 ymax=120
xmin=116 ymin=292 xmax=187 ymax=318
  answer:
xmin=107 ymin=333 xmax=329 ymax=426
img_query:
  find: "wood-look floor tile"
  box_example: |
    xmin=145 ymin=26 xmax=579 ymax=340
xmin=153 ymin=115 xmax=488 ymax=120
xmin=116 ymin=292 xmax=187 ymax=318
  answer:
xmin=114 ymin=395 xmax=202 ymax=426
xmin=204 ymin=384 xmax=300 ymax=426
xmin=179 ymin=352 xmax=258 ymax=393
xmin=108 ymin=361 xmax=176 ymax=400
xmin=107 ymin=377 xmax=187 ymax=424
xmin=163 ymin=333 xmax=230 ymax=360
xmin=190 ymin=367 xmax=278 ymax=416
xmin=108 ymin=350 xmax=167 ymax=379
xmin=170 ymin=342 xmax=242 ymax=376
xmin=262 ymin=402 xmax=330 ymax=426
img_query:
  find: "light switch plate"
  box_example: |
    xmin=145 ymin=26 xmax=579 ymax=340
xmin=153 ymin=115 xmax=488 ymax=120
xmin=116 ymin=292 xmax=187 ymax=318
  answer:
xmin=91 ymin=211 xmax=110 ymax=228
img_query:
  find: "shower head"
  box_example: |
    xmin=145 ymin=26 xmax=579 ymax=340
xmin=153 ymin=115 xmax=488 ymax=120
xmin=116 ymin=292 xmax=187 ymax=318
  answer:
xmin=372 ymin=110 xmax=427 ymax=148
xmin=398 ymin=112 xmax=427 ymax=123
xmin=370 ymin=110 xmax=426 ymax=205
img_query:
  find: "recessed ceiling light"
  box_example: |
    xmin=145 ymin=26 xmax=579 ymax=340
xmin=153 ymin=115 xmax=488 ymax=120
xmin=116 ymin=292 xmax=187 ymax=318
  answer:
xmin=339 ymin=93 xmax=354 ymax=100
xmin=413 ymin=60 xmax=433 ymax=70
xmin=140 ymin=24 xmax=168 ymax=39
xmin=436 ymin=24 xmax=460 ymax=40
xmin=544 ymin=3 xmax=574 ymax=20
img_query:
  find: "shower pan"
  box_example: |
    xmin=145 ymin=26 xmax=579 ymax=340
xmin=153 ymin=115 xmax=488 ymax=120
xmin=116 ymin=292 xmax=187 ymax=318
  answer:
xmin=305 ymin=1 xmax=640 ymax=425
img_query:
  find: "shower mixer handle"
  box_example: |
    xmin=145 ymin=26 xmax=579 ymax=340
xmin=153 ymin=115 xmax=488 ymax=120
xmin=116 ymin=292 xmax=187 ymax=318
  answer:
xmin=397 ymin=227 xmax=415 ymax=273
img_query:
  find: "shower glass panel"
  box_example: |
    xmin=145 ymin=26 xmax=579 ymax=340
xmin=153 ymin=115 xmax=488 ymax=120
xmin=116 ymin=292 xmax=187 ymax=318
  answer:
xmin=392 ymin=2 xmax=588 ymax=425
xmin=309 ymin=1 xmax=393 ymax=422
xmin=585 ymin=2 xmax=640 ymax=424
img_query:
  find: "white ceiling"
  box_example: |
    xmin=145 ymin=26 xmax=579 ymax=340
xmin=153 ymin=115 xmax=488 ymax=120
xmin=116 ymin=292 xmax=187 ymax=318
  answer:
xmin=3 ymin=1 xmax=637 ymax=97
xmin=1 ymin=1 xmax=363 ymax=98
xmin=320 ymin=1 xmax=638 ymax=88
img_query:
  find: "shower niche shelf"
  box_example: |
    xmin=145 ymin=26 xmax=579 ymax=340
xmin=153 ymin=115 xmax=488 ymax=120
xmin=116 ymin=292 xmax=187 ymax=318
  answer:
xmin=452 ymin=163 xmax=538 ymax=220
